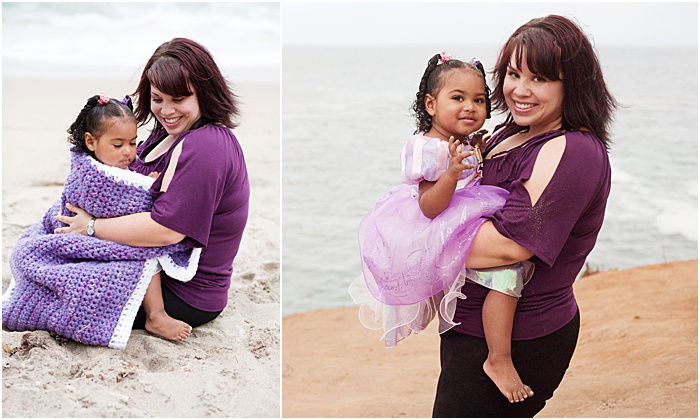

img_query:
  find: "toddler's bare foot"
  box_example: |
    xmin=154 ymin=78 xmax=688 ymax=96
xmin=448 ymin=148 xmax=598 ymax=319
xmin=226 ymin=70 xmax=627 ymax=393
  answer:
xmin=483 ymin=355 xmax=534 ymax=403
xmin=145 ymin=311 xmax=192 ymax=342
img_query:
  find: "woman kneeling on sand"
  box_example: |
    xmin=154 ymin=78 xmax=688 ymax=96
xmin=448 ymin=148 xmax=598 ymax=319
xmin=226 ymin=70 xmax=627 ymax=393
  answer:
xmin=430 ymin=15 xmax=615 ymax=417
xmin=57 ymin=38 xmax=250 ymax=341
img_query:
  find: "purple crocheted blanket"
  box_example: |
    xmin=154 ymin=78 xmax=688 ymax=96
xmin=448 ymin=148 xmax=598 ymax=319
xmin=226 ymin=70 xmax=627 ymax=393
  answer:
xmin=2 ymin=153 xmax=200 ymax=349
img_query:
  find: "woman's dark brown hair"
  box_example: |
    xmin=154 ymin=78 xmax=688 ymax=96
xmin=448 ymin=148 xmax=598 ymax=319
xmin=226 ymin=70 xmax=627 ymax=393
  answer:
xmin=491 ymin=15 xmax=617 ymax=148
xmin=134 ymin=38 xmax=239 ymax=130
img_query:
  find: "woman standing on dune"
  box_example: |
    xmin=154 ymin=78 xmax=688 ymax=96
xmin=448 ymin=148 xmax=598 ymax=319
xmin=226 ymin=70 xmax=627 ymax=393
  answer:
xmin=431 ymin=15 xmax=615 ymax=417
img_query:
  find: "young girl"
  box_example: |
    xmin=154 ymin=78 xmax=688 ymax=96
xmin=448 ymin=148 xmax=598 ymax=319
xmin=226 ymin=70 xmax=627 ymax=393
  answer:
xmin=351 ymin=53 xmax=535 ymax=403
xmin=64 ymin=94 xmax=192 ymax=342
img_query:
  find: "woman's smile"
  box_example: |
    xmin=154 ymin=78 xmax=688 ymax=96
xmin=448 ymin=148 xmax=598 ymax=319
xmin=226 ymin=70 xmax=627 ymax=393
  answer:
xmin=162 ymin=115 xmax=184 ymax=128
xmin=512 ymin=101 xmax=536 ymax=112
xmin=163 ymin=116 xmax=181 ymax=124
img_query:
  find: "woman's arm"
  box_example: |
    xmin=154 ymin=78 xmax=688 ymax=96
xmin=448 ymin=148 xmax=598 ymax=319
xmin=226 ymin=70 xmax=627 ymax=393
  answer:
xmin=55 ymin=203 xmax=185 ymax=247
xmin=418 ymin=136 xmax=474 ymax=218
xmin=464 ymin=221 xmax=533 ymax=268
xmin=465 ymin=135 xmax=566 ymax=268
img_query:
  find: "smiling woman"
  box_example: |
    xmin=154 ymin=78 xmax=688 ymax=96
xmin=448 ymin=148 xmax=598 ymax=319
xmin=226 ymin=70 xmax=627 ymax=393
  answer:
xmin=432 ymin=15 xmax=616 ymax=417
xmin=55 ymin=38 xmax=250 ymax=336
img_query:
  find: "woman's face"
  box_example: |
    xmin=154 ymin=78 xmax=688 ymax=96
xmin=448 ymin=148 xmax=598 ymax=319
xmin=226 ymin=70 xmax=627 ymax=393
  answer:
xmin=150 ymin=84 xmax=202 ymax=137
xmin=503 ymin=50 xmax=564 ymax=135
xmin=85 ymin=116 xmax=138 ymax=169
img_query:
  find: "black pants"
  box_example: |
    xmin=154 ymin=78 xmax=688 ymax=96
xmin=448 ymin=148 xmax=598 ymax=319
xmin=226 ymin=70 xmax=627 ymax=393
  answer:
xmin=132 ymin=282 xmax=222 ymax=329
xmin=432 ymin=310 xmax=580 ymax=418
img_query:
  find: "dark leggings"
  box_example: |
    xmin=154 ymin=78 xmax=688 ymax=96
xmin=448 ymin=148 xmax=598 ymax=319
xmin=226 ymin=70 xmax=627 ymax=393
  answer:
xmin=432 ymin=310 xmax=580 ymax=418
xmin=132 ymin=282 xmax=222 ymax=329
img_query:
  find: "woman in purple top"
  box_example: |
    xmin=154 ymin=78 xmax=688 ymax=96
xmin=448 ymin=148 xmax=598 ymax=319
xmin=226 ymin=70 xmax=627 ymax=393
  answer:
xmin=56 ymin=38 xmax=249 ymax=341
xmin=431 ymin=16 xmax=615 ymax=417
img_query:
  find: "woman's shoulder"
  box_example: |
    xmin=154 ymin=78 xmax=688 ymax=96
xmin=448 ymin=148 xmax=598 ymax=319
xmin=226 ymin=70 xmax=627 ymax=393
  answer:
xmin=181 ymin=125 xmax=241 ymax=156
xmin=561 ymin=130 xmax=609 ymax=163
xmin=177 ymin=125 xmax=243 ymax=170
xmin=184 ymin=125 xmax=237 ymax=145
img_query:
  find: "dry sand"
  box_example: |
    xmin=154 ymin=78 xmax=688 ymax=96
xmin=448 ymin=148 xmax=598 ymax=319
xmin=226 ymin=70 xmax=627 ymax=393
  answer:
xmin=2 ymin=78 xmax=280 ymax=417
xmin=283 ymin=260 xmax=698 ymax=418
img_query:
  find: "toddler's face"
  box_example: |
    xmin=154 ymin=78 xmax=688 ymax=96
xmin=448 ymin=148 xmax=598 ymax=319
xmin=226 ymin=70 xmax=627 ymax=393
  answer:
xmin=425 ymin=69 xmax=488 ymax=141
xmin=85 ymin=116 xmax=138 ymax=169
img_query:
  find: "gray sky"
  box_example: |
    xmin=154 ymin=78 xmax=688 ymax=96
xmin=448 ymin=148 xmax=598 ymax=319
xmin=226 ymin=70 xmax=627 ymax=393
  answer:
xmin=282 ymin=2 xmax=698 ymax=47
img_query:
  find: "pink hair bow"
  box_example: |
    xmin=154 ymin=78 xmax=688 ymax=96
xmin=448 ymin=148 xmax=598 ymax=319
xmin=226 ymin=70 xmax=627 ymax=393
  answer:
xmin=438 ymin=51 xmax=453 ymax=64
xmin=98 ymin=95 xmax=110 ymax=105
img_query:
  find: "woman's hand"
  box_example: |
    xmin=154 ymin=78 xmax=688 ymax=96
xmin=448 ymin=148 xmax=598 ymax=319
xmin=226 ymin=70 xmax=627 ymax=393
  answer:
xmin=446 ymin=136 xmax=474 ymax=180
xmin=54 ymin=203 xmax=93 ymax=235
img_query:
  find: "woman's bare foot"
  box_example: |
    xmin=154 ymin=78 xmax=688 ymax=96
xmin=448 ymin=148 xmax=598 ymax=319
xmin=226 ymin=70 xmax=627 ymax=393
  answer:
xmin=145 ymin=311 xmax=192 ymax=342
xmin=483 ymin=354 xmax=534 ymax=403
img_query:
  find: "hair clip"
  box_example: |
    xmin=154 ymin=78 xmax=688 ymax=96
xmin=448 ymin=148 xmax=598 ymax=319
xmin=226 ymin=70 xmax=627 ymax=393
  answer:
xmin=438 ymin=51 xmax=453 ymax=65
xmin=467 ymin=57 xmax=482 ymax=68
xmin=98 ymin=95 xmax=110 ymax=105
xmin=119 ymin=96 xmax=132 ymax=106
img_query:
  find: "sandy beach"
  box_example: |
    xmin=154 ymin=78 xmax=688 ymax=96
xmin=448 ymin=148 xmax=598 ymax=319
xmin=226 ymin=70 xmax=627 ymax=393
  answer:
xmin=283 ymin=260 xmax=698 ymax=417
xmin=2 ymin=78 xmax=280 ymax=417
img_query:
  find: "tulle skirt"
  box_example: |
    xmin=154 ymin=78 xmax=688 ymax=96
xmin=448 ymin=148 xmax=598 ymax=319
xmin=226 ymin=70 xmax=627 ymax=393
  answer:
xmin=351 ymin=182 xmax=534 ymax=347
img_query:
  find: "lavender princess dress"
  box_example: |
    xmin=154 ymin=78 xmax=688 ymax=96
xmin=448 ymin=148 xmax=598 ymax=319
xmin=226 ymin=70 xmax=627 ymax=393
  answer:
xmin=349 ymin=133 xmax=534 ymax=347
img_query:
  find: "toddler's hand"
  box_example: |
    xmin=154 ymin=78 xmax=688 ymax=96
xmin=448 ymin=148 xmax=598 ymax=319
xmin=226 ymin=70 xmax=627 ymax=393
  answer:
xmin=446 ymin=136 xmax=474 ymax=180
xmin=148 ymin=171 xmax=160 ymax=179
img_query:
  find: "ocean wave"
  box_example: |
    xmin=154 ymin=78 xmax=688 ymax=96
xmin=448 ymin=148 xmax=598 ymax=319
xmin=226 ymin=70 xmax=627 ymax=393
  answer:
xmin=2 ymin=3 xmax=279 ymax=82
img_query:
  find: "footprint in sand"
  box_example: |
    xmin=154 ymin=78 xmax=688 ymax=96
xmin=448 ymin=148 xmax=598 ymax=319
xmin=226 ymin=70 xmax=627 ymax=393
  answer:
xmin=263 ymin=262 xmax=279 ymax=271
xmin=145 ymin=356 xmax=171 ymax=372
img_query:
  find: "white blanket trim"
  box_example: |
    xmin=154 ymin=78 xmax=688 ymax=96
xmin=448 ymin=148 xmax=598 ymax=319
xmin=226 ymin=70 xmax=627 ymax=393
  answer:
xmin=157 ymin=248 xmax=202 ymax=282
xmin=85 ymin=155 xmax=155 ymax=189
xmin=108 ymin=258 xmax=160 ymax=350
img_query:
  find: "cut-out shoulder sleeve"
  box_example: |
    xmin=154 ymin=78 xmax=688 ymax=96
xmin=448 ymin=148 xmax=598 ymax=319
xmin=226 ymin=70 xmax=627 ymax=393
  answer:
xmin=150 ymin=127 xmax=240 ymax=248
xmin=523 ymin=135 xmax=566 ymax=205
xmin=490 ymin=132 xmax=610 ymax=267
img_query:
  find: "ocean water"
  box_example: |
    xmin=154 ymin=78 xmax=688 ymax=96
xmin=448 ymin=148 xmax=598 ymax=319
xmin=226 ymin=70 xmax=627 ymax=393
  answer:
xmin=282 ymin=45 xmax=698 ymax=315
xmin=2 ymin=3 xmax=279 ymax=82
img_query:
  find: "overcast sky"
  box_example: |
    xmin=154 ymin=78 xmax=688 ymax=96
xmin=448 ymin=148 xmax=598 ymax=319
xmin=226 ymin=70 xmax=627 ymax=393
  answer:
xmin=282 ymin=2 xmax=698 ymax=47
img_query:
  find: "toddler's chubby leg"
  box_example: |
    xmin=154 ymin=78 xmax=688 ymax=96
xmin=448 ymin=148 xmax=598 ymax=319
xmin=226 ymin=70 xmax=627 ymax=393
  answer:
xmin=143 ymin=272 xmax=191 ymax=341
xmin=481 ymin=290 xmax=534 ymax=403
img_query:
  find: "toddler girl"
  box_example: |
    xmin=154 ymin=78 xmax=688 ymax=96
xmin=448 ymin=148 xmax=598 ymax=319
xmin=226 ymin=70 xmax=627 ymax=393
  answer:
xmin=64 ymin=94 xmax=191 ymax=342
xmin=351 ymin=53 xmax=534 ymax=403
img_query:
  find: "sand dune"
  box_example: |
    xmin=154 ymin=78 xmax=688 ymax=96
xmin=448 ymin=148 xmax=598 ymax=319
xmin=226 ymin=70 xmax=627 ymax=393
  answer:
xmin=283 ymin=260 xmax=697 ymax=418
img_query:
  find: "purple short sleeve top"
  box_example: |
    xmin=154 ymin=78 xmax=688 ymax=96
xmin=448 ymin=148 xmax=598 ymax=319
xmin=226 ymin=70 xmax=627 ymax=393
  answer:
xmin=131 ymin=125 xmax=250 ymax=312
xmin=452 ymin=124 xmax=611 ymax=340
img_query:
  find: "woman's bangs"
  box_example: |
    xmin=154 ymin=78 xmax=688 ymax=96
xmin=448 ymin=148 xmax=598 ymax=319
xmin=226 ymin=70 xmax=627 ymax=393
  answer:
xmin=512 ymin=33 xmax=562 ymax=81
xmin=147 ymin=57 xmax=193 ymax=97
